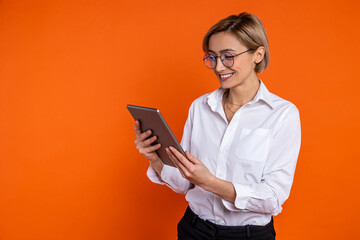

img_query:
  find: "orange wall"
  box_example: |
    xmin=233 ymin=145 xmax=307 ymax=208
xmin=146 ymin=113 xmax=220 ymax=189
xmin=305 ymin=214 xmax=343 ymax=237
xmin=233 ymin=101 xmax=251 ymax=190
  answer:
xmin=1 ymin=0 xmax=359 ymax=239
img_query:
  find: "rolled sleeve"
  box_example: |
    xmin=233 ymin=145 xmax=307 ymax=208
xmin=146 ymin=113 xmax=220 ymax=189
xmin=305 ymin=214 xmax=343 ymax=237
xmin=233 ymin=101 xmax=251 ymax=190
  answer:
xmin=146 ymin=165 xmax=164 ymax=185
xmin=222 ymin=182 xmax=252 ymax=211
xmin=146 ymin=164 xmax=179 ymax=185
xmin=222 ymin=106 xmax=301 ymax=215
xmin=147 ymin=164 xmax=192 ymax=194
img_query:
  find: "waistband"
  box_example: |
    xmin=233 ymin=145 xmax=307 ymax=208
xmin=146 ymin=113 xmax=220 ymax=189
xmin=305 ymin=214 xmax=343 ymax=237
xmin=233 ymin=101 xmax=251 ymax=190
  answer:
xmin=183 ymin=206 xmax=274 ymax=238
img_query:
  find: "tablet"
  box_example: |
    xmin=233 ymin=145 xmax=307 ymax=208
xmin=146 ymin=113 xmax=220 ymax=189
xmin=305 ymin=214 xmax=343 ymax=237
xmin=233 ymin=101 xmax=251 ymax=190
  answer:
xmin=127 ymin=104 xmax=186 ymax=167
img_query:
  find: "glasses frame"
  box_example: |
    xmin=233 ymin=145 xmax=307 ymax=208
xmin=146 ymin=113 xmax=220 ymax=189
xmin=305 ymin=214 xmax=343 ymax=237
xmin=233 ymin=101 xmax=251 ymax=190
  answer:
xmin=203 ymin=49 xmax=253 ymax=69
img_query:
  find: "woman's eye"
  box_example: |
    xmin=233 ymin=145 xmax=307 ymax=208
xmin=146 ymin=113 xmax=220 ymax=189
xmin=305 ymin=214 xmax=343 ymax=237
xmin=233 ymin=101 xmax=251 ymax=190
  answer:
xmin=224 ymin=54 xmax=233 ymax=60
xmin=208 ymin=55 xmax=216 ymax=60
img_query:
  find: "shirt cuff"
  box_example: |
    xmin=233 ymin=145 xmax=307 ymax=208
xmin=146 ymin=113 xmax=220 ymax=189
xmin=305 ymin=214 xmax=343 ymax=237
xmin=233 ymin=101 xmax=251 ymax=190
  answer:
xmin=222 ymin=182 xmax=252 ymax=211
xmin=146 ymin=164 xmax=177 ymax=185
xmin=160 ymin=164 xmax=178 ymax=183
xmin=146 ymin=165 xmax=164 ymax=185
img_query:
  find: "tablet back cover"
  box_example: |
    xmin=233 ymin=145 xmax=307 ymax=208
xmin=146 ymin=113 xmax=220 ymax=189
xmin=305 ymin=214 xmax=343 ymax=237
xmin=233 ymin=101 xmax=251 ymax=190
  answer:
xmin=127 ymin=104 xmax=185 ymax=167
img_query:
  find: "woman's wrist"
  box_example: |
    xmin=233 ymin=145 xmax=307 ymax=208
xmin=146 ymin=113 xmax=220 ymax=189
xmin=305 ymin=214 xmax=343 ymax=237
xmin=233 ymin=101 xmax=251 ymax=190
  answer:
xmin=202 ymin=175 xmax=236 ymax=203
xmin=201 ymin=174 xmax=217 ymax=192
xmin=150 ymin=158 xmax=164 ymax=177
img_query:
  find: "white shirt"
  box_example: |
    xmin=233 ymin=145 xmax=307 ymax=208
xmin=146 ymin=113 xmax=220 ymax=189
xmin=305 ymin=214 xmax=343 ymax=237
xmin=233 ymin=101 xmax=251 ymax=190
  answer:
xmin=147 ymin=80 xmax=301 ymax=226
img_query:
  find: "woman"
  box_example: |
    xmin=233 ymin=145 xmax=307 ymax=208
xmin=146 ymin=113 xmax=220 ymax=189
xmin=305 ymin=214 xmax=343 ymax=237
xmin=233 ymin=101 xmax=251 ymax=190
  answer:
xmin=133 ymin=12 xmax=301 ymax=240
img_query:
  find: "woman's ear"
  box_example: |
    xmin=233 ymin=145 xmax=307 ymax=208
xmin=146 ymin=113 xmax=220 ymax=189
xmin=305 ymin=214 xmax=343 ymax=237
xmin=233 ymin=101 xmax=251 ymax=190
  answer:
xmin=254 ymin=46 xmax=265 ymax=64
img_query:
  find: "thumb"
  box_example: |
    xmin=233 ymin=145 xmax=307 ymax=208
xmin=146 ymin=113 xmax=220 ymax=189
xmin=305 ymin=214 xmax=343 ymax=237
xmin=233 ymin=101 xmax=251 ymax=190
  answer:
xmin=185 ymin=150 xmax=199 ymax=163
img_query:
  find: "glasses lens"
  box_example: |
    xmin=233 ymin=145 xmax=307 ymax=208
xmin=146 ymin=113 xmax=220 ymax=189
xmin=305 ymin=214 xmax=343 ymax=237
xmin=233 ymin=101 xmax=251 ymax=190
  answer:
xmin=221 ymin=52 xmax=234 ymax=68
xmin=204 ymin=55 xmax=216 ymax=69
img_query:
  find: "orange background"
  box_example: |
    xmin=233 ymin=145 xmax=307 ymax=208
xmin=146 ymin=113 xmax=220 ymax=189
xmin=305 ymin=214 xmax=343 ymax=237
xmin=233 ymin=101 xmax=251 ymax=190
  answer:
xmin=1 ymin=0 xmax=359 ymax=239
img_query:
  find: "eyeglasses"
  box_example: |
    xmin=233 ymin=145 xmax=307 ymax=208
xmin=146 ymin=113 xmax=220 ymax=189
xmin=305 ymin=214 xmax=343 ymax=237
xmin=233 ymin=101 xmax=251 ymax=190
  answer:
xmin=203 ymin=49 xmax=253 ymax=69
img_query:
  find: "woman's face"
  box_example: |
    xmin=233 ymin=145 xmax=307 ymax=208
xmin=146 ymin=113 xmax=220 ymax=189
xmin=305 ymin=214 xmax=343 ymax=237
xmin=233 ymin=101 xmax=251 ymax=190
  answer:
xmin=207 ymin=32 xmax=258 ymax=89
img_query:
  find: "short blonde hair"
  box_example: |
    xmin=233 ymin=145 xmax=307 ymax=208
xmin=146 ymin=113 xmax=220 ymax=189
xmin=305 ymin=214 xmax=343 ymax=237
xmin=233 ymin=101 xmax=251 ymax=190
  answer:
xmin=203 ymin=13 xmax=270 ymax=73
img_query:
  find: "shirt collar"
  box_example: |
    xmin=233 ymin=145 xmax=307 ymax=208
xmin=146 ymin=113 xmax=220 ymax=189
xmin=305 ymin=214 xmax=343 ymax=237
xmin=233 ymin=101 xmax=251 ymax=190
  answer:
xmin=206 ymin=80 xmax=275 ymax=111
xmin=252 ymin=80 xmax=275 ymax=109
xmin=206 ymin=87 xmax=226 ymax=113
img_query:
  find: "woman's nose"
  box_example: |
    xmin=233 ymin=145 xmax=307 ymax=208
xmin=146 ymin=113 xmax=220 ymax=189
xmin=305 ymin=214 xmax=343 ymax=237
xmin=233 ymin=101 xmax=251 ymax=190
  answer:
xmin=215 ymin=57 xmax=226 ymax=72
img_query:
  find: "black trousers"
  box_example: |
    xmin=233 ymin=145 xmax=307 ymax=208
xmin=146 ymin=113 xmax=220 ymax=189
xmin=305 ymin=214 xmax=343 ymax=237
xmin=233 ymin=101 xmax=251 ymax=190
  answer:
xmin=177 ymin=207 xmax=276 ymax=240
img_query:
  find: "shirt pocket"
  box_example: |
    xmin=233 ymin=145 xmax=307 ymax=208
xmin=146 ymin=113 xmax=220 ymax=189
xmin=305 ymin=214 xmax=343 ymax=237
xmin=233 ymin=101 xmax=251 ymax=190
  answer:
xmin=234 ymin=128 xmax=271 ymax=162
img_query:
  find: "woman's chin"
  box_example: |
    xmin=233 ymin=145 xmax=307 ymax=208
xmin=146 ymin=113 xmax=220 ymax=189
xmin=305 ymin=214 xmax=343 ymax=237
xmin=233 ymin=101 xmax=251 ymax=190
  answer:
xmin=219 ymin=81 xmax=233 ymax=89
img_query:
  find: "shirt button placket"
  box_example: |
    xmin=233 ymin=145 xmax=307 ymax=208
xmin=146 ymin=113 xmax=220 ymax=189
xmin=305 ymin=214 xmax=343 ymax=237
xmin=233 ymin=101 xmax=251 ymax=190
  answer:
xmin=214 ymin=143 xmax=228 ymax=224
xmin=214 ymin=120 xmax=238 ymax=224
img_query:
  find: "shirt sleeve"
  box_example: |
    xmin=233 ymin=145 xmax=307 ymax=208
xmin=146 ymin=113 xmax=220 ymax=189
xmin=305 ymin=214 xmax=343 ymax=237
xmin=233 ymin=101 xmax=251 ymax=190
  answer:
xmin=146 ymin=103 xmax=195 ymax=195
xmin=222 ymin=106 xmax=301 ymax=215
xmin=146 ymin=165 xmax=192 ymax=194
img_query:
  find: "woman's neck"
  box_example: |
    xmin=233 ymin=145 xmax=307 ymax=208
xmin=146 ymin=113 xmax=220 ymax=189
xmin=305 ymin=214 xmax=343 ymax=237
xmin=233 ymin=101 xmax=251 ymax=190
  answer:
xmin=227 ymin=79 xmax=260 ymax=106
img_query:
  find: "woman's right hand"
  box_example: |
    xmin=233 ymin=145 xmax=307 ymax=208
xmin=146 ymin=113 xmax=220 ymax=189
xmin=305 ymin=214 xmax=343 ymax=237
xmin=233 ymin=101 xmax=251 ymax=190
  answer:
xmin=134 ymin=121 xmax=164 ymax=174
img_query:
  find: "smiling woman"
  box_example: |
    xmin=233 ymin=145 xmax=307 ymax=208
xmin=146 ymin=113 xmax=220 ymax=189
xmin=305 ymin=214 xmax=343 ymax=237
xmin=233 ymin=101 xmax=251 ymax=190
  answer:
xmin=132 ymin=12 xmax=301 ymax=240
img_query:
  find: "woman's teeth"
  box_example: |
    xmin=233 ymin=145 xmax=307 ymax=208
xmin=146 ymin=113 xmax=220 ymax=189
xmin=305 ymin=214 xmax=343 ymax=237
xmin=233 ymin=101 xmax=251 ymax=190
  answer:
xmin=220 ymin=73 xmax=233 ymax=79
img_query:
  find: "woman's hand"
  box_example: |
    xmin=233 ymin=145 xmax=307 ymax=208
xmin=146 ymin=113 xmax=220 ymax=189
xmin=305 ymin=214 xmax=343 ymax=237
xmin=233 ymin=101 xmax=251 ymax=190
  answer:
xmin=134 ymin=121 xmax=164 ymax=175
xmin=166 ymin=146 xmax=236 ymax=203
xmin=166 ymin=146 xmax=215 ymax=190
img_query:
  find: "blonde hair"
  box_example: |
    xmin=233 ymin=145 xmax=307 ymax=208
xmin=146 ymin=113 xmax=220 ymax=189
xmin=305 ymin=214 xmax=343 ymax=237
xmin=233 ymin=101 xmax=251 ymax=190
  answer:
xmin=202 ymin=12 xmax=270 ymax=73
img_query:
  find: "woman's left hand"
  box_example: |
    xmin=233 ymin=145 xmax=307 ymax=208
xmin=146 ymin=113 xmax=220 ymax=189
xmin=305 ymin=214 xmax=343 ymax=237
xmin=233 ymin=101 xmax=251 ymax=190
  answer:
xmin=166 ymin=146 xmax=214 ymax=189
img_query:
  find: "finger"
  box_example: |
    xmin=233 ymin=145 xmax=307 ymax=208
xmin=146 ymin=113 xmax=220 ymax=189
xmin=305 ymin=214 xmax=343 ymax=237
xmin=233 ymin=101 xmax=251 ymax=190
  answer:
xmin=134 ymin=120 xmax=142 ymax=135
xmin=168 ymin=150 xmax=184 ymax=176
xmin=185 ymin=150 xmax=200 ymax=164
xmin=166 ymin=147 xmax=177 ymax=164
xmin=166 ymin=148 xmax=188 ymax=175
xmin=139 ymin=143 xmax=161 ymax=155
xmin=172 ymin=161 xmax=186 ymax=178
xmin=135 ymin=131 xmax=155 ymax=148
xmin=143 ymin=135 xmax=158 ymax=146
xmin=146 ymin=143 xmax=161 ymax=152
xmin=169 ymin=146 xmax=193 ymax=169
xmin=138 ymin=129 xmax=152 ymax=141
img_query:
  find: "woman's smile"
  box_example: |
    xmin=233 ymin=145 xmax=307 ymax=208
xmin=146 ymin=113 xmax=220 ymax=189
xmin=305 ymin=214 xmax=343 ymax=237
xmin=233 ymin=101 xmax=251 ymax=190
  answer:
xmin=218 ymin=73 xmax=234 ymax=81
